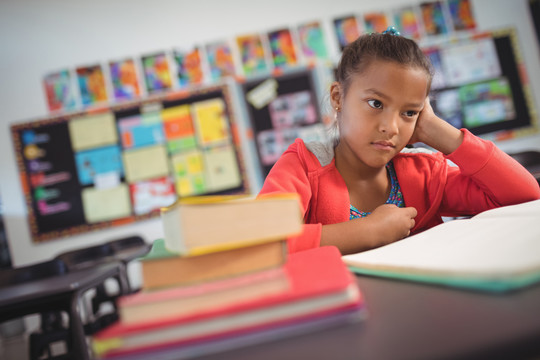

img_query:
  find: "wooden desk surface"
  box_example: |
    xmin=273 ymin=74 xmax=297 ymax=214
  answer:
xmin=190 ymin=275 xmax=540 ymax=360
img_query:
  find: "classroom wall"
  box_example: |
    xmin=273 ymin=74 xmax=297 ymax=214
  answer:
xmin=1 ymin=0 xmax=539 ymax=267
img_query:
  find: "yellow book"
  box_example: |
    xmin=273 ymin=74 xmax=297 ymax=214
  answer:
xmin=160 ymin=193 xmax=302 ymax=256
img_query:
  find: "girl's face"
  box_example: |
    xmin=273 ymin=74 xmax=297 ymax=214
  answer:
xmin=332 ymin=60 xmax=429 ymax=169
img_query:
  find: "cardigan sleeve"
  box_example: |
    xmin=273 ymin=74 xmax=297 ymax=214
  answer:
xmin=442 ymin=129 xmax=540 ymax=215
xmin=258 ymin=140 xmax=322 ymax=252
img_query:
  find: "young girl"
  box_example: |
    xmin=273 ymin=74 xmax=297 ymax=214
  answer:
xmin=258 ymin=29 xmax=540 ymax=255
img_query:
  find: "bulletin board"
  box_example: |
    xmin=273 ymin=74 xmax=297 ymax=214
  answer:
xmin=241 ymin=68 xmax=327 ymax=176
xmin=11 ymin=84 xmax=249 ymax=243
xmin=428 ymin=28 xmax=537 ymax=138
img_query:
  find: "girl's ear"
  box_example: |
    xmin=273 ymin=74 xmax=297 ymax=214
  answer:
xmin=329 ymin=82 xmax=343 ymax=110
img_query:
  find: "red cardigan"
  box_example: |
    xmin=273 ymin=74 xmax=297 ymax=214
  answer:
xmin=259 ymin=129 xmax=540 ymax=253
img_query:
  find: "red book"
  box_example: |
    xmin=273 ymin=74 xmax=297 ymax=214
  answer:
xmin=92 ymin=246 xmax=366 ymax=358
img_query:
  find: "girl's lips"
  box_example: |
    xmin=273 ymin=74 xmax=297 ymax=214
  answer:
xmin=371 ymin=141 xmax=395 ymax=151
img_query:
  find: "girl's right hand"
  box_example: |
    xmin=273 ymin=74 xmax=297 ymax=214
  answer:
xmin=367 ymin=204 xmax=417 ymax=247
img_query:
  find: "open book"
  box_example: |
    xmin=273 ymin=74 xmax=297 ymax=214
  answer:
xmin=342 ymin=199 xmax=540 ymax=292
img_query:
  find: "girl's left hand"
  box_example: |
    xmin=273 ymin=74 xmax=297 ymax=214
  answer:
xmin=409 ymin=97 xmax=464 ymax=155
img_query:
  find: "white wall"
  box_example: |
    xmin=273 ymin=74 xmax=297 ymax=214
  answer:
xmin=1 ymin=0 xmax=539 ymax=266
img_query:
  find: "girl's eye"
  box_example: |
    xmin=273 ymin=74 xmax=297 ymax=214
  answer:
xmin=404 ymin=110 xmax=418 ymax=117
xmin=367 ymin=99 xmax=383 ymax=109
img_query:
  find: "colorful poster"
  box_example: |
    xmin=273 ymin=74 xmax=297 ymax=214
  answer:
xmin=129 ymin=177 xmax=176 ymax=215
xmin=420 ymin=1 xmax=449 ymax=36
xmin=161 ymin=104 xmax=197 ymax=153
xmin=297 ymin=21 xmax=328 ymax=61
xmin=393 ymin=7 xmax=423 ymax=40
xmin=363 ymin=12 xmax=389 ymax=34
xmin=236 ymin=34 xmax=269 ymax=76
xmin=206 ymin=41 xmax=236 ymax=82
xmin=43 ymin=69 xmax=77 ymax=112
xmin=448 ymin=0 xmax=476 ymax=31
xmin=76 ymin=64 xmax=108 ymax=106
xmin=117 ymin=112 xmax=165 ymax=149
xmin=109 ymin=58 xmax=141 ymax=102
xmin=192 ymin=98 xmax=230 ymax=146
xmin=268 ymin=91 xmax=317 ymax=129
xmin=173 ymin=47 xmax=204 ymax=88
xmin=267 ymin=28 xmax=298 ymax=69
xmin=74 ymin=145 xmax=123 ymax=186
xmin=334 ymin=15 xmax=362 ymax=51
xmin=141 ymin=52 xmax=172 ymax=93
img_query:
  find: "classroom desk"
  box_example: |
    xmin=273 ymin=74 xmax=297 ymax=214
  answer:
xmin=0 ymin=263 xmax=122 ymax=360
xmin=191 ymin=274 xmax=540 ymax=360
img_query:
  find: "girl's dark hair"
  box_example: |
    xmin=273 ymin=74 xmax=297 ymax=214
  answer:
xmin=335 ymin=33 xmax=434 ymax=94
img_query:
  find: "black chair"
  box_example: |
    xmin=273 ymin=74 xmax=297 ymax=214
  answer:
xmin=0 ymin=258 xmax=72 ymax=360
xmin=108 ymin=235 xmax=151 ymax=293
xmin=54 ymin=243 xmax=126 ymax=335
xmin=53 ymin=236 xmax=149 ymax=334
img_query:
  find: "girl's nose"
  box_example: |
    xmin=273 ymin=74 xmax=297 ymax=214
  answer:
xmin=379 ymin=112 xmax=399 ymax=135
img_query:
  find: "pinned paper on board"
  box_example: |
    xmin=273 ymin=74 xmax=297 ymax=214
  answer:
xmin=268 ymin=28 xmax=298 ymax=69
xmin=81 ymin=184 xmax=132 ymax=223
xmin=206 ymin=41 xmax=236 ymax=81
xmin=297 ymin=21 xmax=328 ymax=61
xmin=246 ymin=78 xmax=278 ymax=110
xmin=174 ymin=47 xmax=204 ymax=88
xmin=170 ymin=150 xmax=206 ymax=196
xmin=192 ymin=98 xmax=230 ymax=146
xmin=142 ymin=52 xmax=172 ymax=94
xmin=123 ymin=145 xmax=169 ymax=183
xmin=76 ymin=64 xmax=108 ymax=107
xmin=117 ymin=112 xmax=165 ymax=149
xmin=43 ymin=69 xmax=77 ymax=113
xmin=74 ymin=145 xmax=123 ymax=186
xmin=68 ymin=112 xmax=118 ymax=151
xmin=202 ymin=145 xmax=242 ymax=193
xmin=268 ymin=91 xmax=317 ymax=129
xmin=440 ymin=38 xmax=501 ymax=86
xmin=109 ymin=58 xmax=141 ymax=102
xmin=162 ymin=104 xmax=197 ymax=153
xmin=237 ymin=34 xmax=269 ymax=76
xmin=129 ymin=177 xmax=176 ymax=215
xmin=460 ymin=78 xmax=516 ymax=128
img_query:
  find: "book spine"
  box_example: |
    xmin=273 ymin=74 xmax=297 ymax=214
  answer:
xmin=161 ymin=208 xmax=186 ymax=254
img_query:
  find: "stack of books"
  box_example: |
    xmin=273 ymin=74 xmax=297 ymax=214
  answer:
xmin=91 ymin=194 xmax=366 ymax=359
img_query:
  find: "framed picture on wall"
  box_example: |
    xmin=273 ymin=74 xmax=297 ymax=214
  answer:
xmin=11 ymin=83 xmax=249 ymax=243
xmin=241 ymin=68 xmax=327 ymax=176
xmin=428 ymin=28 xmax=537 ymax=138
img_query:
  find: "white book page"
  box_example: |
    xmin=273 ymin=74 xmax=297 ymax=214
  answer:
xmin=342 ymin=200 xmax=540 ymax=277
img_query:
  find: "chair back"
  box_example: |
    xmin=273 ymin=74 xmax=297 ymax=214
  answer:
xmin=55 ymin=243 xmax=114 ymax=271
xmin=0 ymin=258 xmax=67 ymax=286
xmin=109 ymin=235 xmax=146 ymax=252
